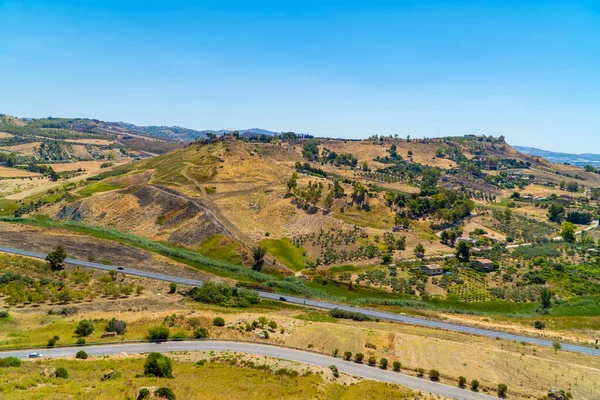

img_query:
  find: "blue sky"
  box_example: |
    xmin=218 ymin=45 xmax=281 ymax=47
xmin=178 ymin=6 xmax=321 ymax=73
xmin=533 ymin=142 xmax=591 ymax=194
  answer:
xmin=1 ymin=0 xmax=599 ymax=152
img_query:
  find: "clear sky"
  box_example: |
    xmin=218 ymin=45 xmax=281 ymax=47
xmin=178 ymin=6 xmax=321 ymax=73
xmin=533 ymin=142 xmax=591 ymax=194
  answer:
xmin=1 ymin=1 xmax=599 ymax=152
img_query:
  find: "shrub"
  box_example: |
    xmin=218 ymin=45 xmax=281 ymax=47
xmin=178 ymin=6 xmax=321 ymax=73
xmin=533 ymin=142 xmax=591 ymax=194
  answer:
xmin=171 ymin=331 xmax=186 ymax=341
xmin=417 ymin=368 xmax=425 ymax=377
xmin=263 ymin=330 xmax=270 ymax=339
xmin=0 ymin=357 xmax=21 ymax=368
xmin=147 ymin=326 xmax=170 ymax=341
xmin=169 ymin=283 xmax=177 ymax=294
xmin=497 ymin=383 xmax=508 ymax=398
xmin=48 ymin=336 xmax=60 ymax=347
xmin=534 ymin=320 xmax=545 ymax=330
xmin=106 ymin=318 xmax=127 ymax=334
xmin=76 ymin=351 xmax=88 ymax=359
xmin=213 ymin=317 xmax=225 ymax=327
xmin=368 ymin=356 xmax=377 ymax=366
xmin=76 ymin=338 xmax=86 ymax=345
xmin=193 ymin=328 xmax=209 ymax=339
xmin=193 ymin=282 xmax=260 ymax=307
xmin=329 ymin=308 xmax=372 ymax=322
xmin=55 ymin=367 xmax=69 ymax=379
xmin=332 ymin=348 xmax=339 ymax=357
xmin=458 ymin=376 xmax=467 ymax=388
xmin=75 ymin=320 xmax=95 ymax=337
xmin=392 ymin=361 xmax=401 ymax=372
xmin=144 ymin=353 xmax=173 ymax=378
xmin=354 ymin=353 xmax=364 ymax=363
xmin=268 ymin=320 xmax=277 ymax=330
xmin=553 ymin=340 xmax=562 ymax=351
xmin=155 ymin=387 xmax=176 ymax=400
xmin=379 ymin=358 xmax=388 ymax=369
xmin=0 ymin=311 xmax=8 ymax=318
xmin=137 ymin=388 xmax=150 ymax=400
xmin=364 ymin=342 xmax=377 ymax=349
xmin=329 ymin=365 xmax=339 ymax=378
xmin=471 ymin=379 xmax=480 ymax=391
xmin=343 ymin=351 xmax=352 ymax=361
xmin=429 ymin=369 xmax=440 ymax=381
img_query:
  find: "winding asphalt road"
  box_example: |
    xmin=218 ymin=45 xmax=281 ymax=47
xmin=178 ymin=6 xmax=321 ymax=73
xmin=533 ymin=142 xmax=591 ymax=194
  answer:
xmin=0 ymin=340 xmax=495 ymax=400
xmin=0 ymin=245 xmax=598 ymax=357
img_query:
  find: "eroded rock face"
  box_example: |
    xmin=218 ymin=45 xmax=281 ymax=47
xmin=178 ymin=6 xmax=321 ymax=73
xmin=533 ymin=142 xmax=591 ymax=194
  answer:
xmin=42 ymin=367 xmax=56 ymax=377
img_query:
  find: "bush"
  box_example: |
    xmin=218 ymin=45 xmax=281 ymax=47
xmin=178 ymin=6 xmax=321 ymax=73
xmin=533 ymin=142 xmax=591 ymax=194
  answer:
xmin=368 ymin=356 xmax=377 ymax=366
xmin=106 ymin=318 xmax=127 ymax=334
xmin=144 ymin=353 xmax=173 ymax=378
xmin=171 ymin=331 xmax=186 ymax=341
xmin=429 ymin=369 xmax=440 ymax=381
xmin=328 ymin=308 xmax=372 ymax=322
xmin=193 ymin=327 xmax=209 ymax=339
xmin=471 ymin=379 xmax=480 ymax=391
xmin=193 ymin=282 xmax=260 ymax=307
xmin=392 ymin=361 xmax=401 ymax=372
xmin=497 ymin=383 xmax=508 ymax=398
xmin=213 ymin=317 xmax=225 ymax=327
xmin=76 ymin=350 xmax=88 ymax=359
xmin=55 ymin=367 xmax=69 ymax=379
xmin=147 ymin=326 xmax=170 ymax=341
xmin=76 ymin=338 xmax=86 ymax=345
xmin=155 ymin=387 xmax=176 ymax=400
xmin=332 ymin=348 xmax=339 ymax=357
xmin=268 ymin=320 xmax=277 ymax=330
xmin=379 ymin=358 xmax=388 ymax=369
xmin=458 ymin=376 xmax=467 ymax=388
xmin=417 ymin=368 xmax=425 ymax=377
xmin=0 ymin=357 xmax=21 ymax=368
xmin=0 ymin=311 xmax=8 ymax=318
xmin=169 ymin=283 xmax=177 ymax=294
xmin=343 ymin=351 xmax=352 ymax=361
xmin=534 ymin=320 xmax=545 ymax=330
xmin=75 ymin=320 xmax=95 ymax=337
xmin=137 ymin=388 xmax=150 ymax=400
xmin=48 ymin=336 xmax=60 ymax=347
xmin=354 ymin=353 xmax=364 ymax=363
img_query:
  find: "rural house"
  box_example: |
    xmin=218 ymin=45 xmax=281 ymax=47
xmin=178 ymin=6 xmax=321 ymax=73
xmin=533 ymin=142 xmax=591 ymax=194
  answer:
xmin=471 ymin=258 xmax=494 ymax=272
xmin=421 ymin=264 xmax=443 ymax=276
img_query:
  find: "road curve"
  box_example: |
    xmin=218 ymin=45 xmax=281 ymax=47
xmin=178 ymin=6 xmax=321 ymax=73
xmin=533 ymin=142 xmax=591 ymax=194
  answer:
xmin=0 ymin=245 xmax=597 ymax=357
xmin=0 ymin=340 xmax=496 ymax=400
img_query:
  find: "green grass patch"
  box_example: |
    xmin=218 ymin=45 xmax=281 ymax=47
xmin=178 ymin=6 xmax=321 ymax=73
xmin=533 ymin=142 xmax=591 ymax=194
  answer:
xmin=76 ymin=182 xmax=120 ymax=198
xmin=198 ymin=234 xmax=242 ymax=265
xmin=0 ymin=200 xmax=18 ymax=217
xmin=260 ymin=238 xmax=306 ymax=271
xmin=294 ymin=311 xmax=338 ymax=323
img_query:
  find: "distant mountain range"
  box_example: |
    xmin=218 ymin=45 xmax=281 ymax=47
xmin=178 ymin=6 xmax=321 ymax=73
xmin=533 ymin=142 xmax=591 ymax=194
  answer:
xmin=514 ymin=146 xmax=600 ymax=167
xmin=117 ymin=124 xmax=280 ymax=141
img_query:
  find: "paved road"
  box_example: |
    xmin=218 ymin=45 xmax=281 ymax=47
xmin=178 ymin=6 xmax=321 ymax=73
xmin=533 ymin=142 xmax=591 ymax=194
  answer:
xmin=0 ymin=245 xmax=598 ymax=357
xmin=0 ymin=340 xmax=495 ymax=400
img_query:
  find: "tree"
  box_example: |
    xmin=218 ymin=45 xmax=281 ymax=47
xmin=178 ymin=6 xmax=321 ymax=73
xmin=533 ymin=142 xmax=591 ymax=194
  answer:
xmin=534 ymin=320 xmax=545 ymax=330
xmin=55 ymin=367 xmax=68 ymax=379
xmin=414 ymin=243 xmax=425 ymax=258
xmin=540 ymin=287 xmax=553 ymax=308
xmin=144 ymin=352 xmax=173 ymax=378
xmin=497 ymin=383 xmax=508 ymax=398
xmin=429 ymin=369 xmax=440 ymax=381
xmin=76 ymin=350 xmax=88 ymax=359
xmin=169 ymin=282 xmax=177 ymax=294
xmin=458 ymin=376 xmax=467 ymax=388
xmin=354 ymin=353 xmax=364 ymax=363
xmin=213 ymin=317 xmax=225 ymax=327
xmin=46 ymin=245 xmax=67 ymax=271
xmin=106 ymin=318 xmax=127 ymax=334
xmin=396 ymin=236 xmax=407 ymax=250
xmin=74 ymin=320 xmax=95 ymax=337
xmin=455 ymin=241 xmax=471 ymax=262
xmin=560 ymin=222 xmax=576 ymax=242
xmin=379 ymin=358 xmax=388 ymax=369
xmin=547 ymin=202 xmax=565 ymax=223
xmin=470 ymin=379 xmax=480 ymax=391
xmin=381 ymin=253 xmax=392 ymax=264
xmin=368 ymin=356 xmax=377 ymax=366
xmin=552 ymin=339 xmax=562 ymax=352
xmin=343 ymin=351 xmax=352 ymax=361
xmin=286 ymin=172 xmax=298 ymax=193
xmin=392 ymin=361 xmax=401 ymax=372
xmin=252 ymin=246 xmax=267 ymax=271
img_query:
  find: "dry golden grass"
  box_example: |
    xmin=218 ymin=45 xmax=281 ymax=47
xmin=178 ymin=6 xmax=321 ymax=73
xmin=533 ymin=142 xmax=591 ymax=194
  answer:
xmin=0 ymin=167 xmax=40 ymax=178
xmin=41 ymin=160 xmax=112 ymax=172
xmin=0 ymin=142 xmax=41 ymax=156
xmin=0 ymin=131 xmax=13 ymax=138
xmin=63 ymin=138 xmax=115 ymax=145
